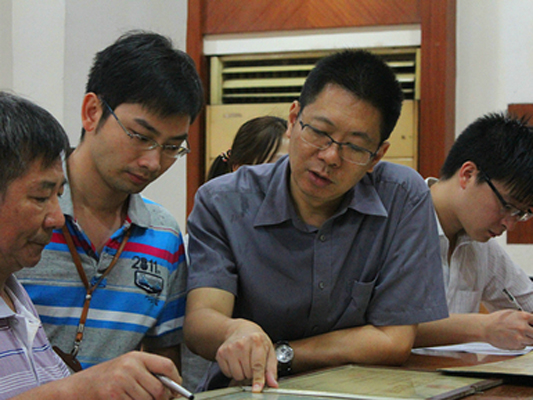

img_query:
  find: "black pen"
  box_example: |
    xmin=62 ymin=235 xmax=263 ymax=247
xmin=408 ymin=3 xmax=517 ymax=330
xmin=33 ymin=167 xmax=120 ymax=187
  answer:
xmin=155 ymin=374 xmax=194 ymax=399
xmin=502 ymin=288 xmax=524 ymax=311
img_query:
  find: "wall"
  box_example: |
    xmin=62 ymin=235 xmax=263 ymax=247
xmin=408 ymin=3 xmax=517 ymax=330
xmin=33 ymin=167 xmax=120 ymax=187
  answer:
xmin=3 ymin=0 xmax=533 ymax=274
xmin=1 ymin=0 xmax=190 ymax=231
xmin=0 ymin=1 xmax=13 ymax=90
xmin=456 ymin=0 xmax=533 ymax=274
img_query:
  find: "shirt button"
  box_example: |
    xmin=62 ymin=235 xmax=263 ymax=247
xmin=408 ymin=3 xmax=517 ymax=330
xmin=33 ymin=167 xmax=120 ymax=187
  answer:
xmin=319 ymin=234 xmax=326 ymax=242
xmin=318 ymin=281 xmax=325 ymax=290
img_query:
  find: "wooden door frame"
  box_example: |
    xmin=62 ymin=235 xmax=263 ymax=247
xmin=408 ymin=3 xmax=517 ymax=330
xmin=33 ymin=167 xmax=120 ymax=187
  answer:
xmin=186 ymin=0 xmax=456 ymax=216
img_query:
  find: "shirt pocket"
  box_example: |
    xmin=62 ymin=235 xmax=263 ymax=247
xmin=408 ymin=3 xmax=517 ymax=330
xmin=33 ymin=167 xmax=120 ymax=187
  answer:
xmin=335 ymin=277 xmax=377 ymax=329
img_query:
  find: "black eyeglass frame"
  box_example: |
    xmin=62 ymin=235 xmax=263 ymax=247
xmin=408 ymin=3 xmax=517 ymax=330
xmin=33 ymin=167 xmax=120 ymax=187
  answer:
xmin=479 ymin=169 xmax=533 ymax=222
xmin=100 ymin=98 xmax=191 ymax=159
xmin=298 ymin=120 xmax=380 ymax=166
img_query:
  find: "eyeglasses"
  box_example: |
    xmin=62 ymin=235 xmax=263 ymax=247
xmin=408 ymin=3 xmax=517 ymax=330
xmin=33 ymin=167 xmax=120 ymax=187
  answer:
xmin=479 ymin=170 xmax=533 ymax=222
xmin=298 ymin=120 xmax=378 ymax=166
xmin=100 ymin=98 xmax=190 ymax=159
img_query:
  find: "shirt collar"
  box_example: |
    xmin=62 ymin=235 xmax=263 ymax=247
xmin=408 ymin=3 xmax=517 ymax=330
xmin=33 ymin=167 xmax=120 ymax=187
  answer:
xmin=0 ymin=276 xmax=24 ymax=318
xmin=255 ymin=157 xmax=388 ymax=227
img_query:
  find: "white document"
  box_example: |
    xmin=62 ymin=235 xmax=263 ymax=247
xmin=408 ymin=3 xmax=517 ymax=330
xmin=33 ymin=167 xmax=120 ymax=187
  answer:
xmin=412 ymin=342 xmax=533 ymax=356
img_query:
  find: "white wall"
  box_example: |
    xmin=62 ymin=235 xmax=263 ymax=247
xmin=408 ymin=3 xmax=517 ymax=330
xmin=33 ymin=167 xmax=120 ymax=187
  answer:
xmin=0 ymin=1 xmax=13 ymax=90
xmin=1 ymin=0 xmax=189 ymax=231
xmin=457 ymin=0 xmax=533 ymax=274
xmin=3 ymin=0 xmax=533 ymax=274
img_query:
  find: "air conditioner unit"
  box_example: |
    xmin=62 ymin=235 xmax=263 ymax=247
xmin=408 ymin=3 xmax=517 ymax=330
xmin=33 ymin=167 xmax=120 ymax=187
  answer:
xmin=206 ymin=48 xmax=420 ymax=175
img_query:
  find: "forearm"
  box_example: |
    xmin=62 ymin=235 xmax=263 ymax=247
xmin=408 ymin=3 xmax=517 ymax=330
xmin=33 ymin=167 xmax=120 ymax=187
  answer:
xmin=415 ymin=314 xmax=487 ymax=347
xmin=416 ymin=311 xmax=533 ymax=350
xmin=291 ymin=324 xmax=417 ymax=374
xmin=184 ymin=307 xmax=233 ymax=360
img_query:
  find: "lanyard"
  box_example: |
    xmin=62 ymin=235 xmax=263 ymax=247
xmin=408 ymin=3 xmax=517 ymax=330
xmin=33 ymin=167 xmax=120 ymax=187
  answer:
xmin=60 ymin=224 xmax=131 ymax=361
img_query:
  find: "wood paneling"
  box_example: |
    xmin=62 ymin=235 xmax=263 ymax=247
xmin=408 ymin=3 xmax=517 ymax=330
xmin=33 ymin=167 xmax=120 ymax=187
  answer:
xmin=204 ymin=0 xmax=420 ymax=34
xmin=418 ymin=0 xmax=456 ymax=179
xmin=506 ymin=103 xmax=533 ymax=244
xmin=186 ymin=0 xmax=208 ymax=217
xmin=186 ymin=0 xmax=456 ymax=216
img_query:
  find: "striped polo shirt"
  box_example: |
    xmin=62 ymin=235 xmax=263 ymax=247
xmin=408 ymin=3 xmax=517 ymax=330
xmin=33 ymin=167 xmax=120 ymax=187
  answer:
xmin=0 ymin=276 xmax=70 ymax=398
xmin=16 ymin=182 xmax=187 ymax=370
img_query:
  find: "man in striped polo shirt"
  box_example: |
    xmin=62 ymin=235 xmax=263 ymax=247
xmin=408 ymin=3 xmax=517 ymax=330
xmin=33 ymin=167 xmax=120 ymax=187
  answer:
xmin=0 ymin=91 xmax=182 ymax=400
xmin=16 ymin=31 xmax=204 ymax=372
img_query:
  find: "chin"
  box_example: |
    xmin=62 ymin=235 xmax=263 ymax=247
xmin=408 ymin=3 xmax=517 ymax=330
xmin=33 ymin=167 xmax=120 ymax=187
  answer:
xmin=474 ymin=234 xmax=492 ymax=243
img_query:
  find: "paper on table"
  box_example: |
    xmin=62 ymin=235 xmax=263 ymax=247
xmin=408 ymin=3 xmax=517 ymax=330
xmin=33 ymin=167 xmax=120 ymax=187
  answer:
xmin=278 ymin=364 xmax=500 ymax=400
xmin=441 ymin=349 xmax=533 ymax=377
xmin=412 ymin=342 xmax=533 ymax=356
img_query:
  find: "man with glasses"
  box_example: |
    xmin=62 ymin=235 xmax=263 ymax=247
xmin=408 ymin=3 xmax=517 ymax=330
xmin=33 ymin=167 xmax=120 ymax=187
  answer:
xmin=184 ymin=50 xmax=448 ymax=392
xmin=415 ymin=113 xmax=533 ymax=350
xmin=16 ymin=31 xmax=203 ymax=372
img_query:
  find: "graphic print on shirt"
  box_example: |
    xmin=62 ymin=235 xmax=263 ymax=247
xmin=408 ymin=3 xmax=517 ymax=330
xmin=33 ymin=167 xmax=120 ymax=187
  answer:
xmin=131 ymin=255 xmax=164 ymax=300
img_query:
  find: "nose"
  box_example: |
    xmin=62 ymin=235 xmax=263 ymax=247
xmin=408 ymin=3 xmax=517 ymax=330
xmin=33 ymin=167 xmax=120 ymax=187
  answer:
xmin=44 ymin=196 xmax=65 ymax=230
xmin=317 ymin=143 xmax=342 ymax=167
xmin=138 ymin=147 xmax=163 ymax=173
xmin=501 ymin=214 xmax=519 ymax=232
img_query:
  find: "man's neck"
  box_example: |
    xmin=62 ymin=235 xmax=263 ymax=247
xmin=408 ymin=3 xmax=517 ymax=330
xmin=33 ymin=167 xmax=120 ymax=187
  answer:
xmin=0 ymin=279 xmax=15 ymax=312
xmin=290 ymin=187 xmax=342 ymax=228
xmin=430 ymin=180 xmax=463 ymax=248
xmin=67 ymin=149 xmax=129 ymax=252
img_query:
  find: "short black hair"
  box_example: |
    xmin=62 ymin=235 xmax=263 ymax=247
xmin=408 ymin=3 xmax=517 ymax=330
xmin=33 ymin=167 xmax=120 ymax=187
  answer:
xmin=83 ymin=30 xmax=204 ymax=138
xmin=441 ymin=112 xmax=533 ymax=205
xmin=0 ymin=91 xmax=69 ymax=194
xmin=299 ymin=50 xmax=404 ymax=141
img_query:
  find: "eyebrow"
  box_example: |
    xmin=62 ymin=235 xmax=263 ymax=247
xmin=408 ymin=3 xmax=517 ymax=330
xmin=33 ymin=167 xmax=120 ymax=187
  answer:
xmin=39 ymin=178 xmax=67 ymax=191
xmin=133 ymin=117 xmax=188 ymax=141
xmin=311 ymin=116 xmax=375 ymax=144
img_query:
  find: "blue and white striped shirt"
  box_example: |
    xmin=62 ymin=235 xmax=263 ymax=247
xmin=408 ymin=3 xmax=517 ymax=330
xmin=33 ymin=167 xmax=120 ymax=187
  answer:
xmin=16 ymin=182 xmax=187 ymax=370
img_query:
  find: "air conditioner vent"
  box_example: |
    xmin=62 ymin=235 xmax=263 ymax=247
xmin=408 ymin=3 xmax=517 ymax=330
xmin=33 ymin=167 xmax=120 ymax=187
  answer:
xmin=210 ymin=48 xmax=420 ymax=105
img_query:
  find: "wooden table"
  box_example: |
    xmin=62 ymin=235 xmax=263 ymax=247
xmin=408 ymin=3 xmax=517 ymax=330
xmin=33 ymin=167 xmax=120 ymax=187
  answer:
xmin=404 ymin=349 xmax=533 ymax=399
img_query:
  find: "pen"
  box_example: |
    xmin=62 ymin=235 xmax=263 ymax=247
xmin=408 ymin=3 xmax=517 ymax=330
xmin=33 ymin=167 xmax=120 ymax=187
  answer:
xmin=155 ymin=374 xmax=195 ymax=399
xmin=502 ymin=288 xmax=524 ymax=311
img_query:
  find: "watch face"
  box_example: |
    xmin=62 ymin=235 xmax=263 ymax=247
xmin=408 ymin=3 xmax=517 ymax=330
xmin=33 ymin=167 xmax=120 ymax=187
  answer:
xmin=276 ymin=344 xmax=294 ymax=363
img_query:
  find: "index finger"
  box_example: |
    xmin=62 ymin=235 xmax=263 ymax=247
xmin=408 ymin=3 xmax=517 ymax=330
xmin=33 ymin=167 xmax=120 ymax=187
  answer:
xmin=250 ymin=341 xmax=271 ymax=392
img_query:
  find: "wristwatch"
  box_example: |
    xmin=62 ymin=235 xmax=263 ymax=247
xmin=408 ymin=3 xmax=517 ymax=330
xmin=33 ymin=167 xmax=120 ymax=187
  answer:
xmin=275 ymin=341 xmax=294 ymax=376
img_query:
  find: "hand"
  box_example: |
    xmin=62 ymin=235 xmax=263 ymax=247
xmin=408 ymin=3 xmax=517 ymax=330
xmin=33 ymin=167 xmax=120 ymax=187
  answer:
xmin=64 ymin=351 xmax=181 ymax=399
xmin=216 ymin=319 xmax=278 ymax=393
xmin=483 ymin=310 xmax=533 ymax=350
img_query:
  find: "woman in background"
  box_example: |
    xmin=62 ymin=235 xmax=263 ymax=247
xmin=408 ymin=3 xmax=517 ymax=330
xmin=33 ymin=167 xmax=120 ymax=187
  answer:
xmin=207 ymin=115 xmax=288 ymax=180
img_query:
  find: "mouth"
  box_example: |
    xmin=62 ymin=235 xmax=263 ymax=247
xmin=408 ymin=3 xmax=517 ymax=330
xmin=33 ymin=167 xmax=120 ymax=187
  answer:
xmin=308 ymin=170 xmax=333 ymax=187
xmin=31 ymin=235 xmax=53 ymax=247
xmin=489 ymin=230 xmax=504 ymax=238
xmin=127 ymin=171 xmax=152 ymax=185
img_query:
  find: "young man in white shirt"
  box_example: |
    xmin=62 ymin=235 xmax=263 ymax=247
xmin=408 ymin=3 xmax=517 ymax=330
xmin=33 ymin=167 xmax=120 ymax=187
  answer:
xmin=416 ymin=112 xmax=533 ymax=350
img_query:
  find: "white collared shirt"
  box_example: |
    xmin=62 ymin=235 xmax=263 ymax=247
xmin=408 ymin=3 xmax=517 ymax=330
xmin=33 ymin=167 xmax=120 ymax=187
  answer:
xmin=427 ymin=177 xmax=533 ymax=313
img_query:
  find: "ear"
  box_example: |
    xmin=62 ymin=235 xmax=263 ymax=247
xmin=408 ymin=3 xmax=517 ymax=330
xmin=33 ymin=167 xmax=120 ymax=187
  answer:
xmin=81 ymin=93 xmax=103 ymax=135
xmin=286 ymin=101 xmax=301 ymax=139
xmin=457 ymin=161 xmax=478 ymax=190
xmin=366 ymin=141 xmax=390 ymax=173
